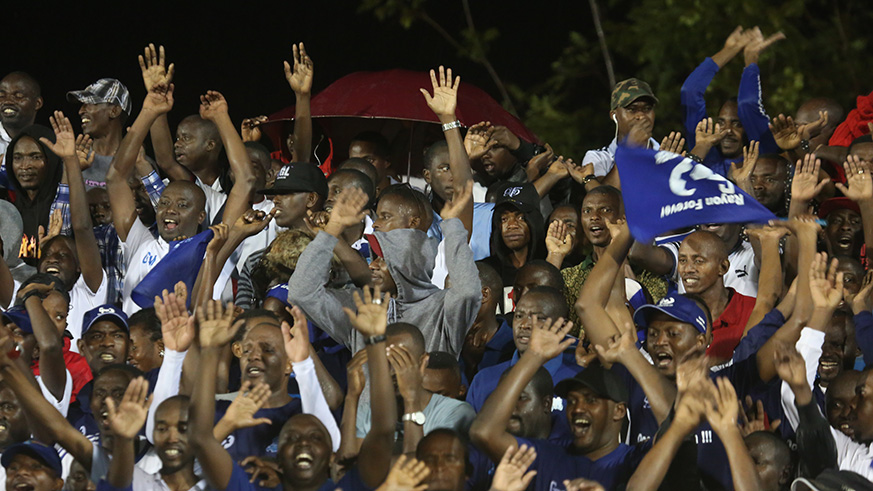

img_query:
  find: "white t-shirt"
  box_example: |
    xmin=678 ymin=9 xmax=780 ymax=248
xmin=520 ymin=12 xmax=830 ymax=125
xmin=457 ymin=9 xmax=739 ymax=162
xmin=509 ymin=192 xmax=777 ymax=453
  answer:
xmin=67 ymin=273 xmax=109 ymax=352
xmin=662 ymin=238 xmax=759 ymax=298
xmin=196 ymin=177 xmax=227 ymax=225
xmin=233 ymin=200 xmax=276 ymax=275
xmin=37 ymin=369 xmax=74 ymax=417
xmin=0 ymin=123 xmax=10 ymax=162
xmin=583 ymin=137 xmax=661 ymax=177
xmin=121 ymin=219 xmax=170 ymax=315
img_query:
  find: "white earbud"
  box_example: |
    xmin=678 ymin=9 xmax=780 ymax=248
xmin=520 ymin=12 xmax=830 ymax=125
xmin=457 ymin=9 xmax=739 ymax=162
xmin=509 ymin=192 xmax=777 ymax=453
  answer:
xmin=612 ymin=114 xmax=618 ymax=124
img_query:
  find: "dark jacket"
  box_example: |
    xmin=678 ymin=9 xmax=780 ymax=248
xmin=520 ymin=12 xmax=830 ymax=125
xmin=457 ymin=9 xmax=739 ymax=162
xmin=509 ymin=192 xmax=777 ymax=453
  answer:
xmin=5 ymin=125 xmax=63 ymax=244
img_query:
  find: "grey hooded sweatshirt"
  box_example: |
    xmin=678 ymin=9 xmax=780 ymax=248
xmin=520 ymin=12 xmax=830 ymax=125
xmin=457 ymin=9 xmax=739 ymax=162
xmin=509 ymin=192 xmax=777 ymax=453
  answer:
xmin=287 ymin=217 xmax=481 ymax=356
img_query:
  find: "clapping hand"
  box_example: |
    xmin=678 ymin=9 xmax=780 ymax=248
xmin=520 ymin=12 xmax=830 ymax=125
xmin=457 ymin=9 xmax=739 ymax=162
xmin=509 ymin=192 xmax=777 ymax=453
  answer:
xmin=851 ymin=270 xmax=873 ymax=314
xmin=222 ymin=380 xmax=272 ymax=431
xmin=730 ymin=140 xmax=758 ymax=191
xmin=593 ymin=330 xmax=636 ymax=367
xmin=835 ymin=155 xmax=873 ymax=203
xmin=324 ymin=187 xmax=368 ymax=237
xmin=464 ymin=121 xmax=496 ymax=160
xmin=420 ymin=65 xmax=460 ymax=119
xmin=546 ymin=220 xmax=573 ymax=257
xmin=199 ymin=90 xmax=229 ymax=122
xmin=197 ymin=299 xmax=240 ymax=349
xmin=772 ymin=342 xmax=809 ymax=391
xmin=241 ymin=116 xmax=268 ymax=142
xmin=40 ymin=111 xmax=77 ymax=160
xmin=376 ymin=455 xmax=430 ymax=491
xmin=106 ymin=377 xmax=152 ymax=440
xmin=739 ymin=395 xmax=781 ymax=436
xmin=284 ymin=42 xmax=314 ymax=95
xmin=281 ymin=306 xmax=310 ymax=364
xmin=76 ymin=134 xmax=95 ymax=170
xmin=527 ymin=317 xmax=575 ymax=361
xmin=705 ymin=377 xmax=742 ymax=437
xmin=659 ymin=131 xmax=686 ymax=156
xmin=790 ymin=154 xmax=829 ymax=204
xmin=809 ymin=252 xmax=843 ymax=311
xmin=694 ymin=117 xmax=728 ymax=150
xmin=744 ymin=27 xmax=785 ymax=65
xmin=37 ymin=209 xmax=63 ymax=250
xmin=142 ymin=82 xmax=174 ymax=116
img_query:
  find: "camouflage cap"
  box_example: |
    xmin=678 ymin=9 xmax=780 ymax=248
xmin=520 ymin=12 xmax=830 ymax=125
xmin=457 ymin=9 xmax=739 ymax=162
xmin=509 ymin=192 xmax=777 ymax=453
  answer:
xmin=610 ymin=78 xmax=659 ymax=111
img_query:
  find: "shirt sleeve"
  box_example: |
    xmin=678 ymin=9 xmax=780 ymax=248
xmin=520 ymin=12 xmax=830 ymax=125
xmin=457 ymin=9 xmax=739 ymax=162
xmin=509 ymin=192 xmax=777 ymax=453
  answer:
xmin=51 ymin=183 xmax=72 ymax=236
xmin=583 ymin=149 xmax=614 ymax=178
xmin=441 ymin=218 xmax=483 ymax=356
xmin=145 ymin=348 xmax=187 ymax=444
xmin=794 ymin=399 xmax=838 ymax=479
xmin=293 ymin=356 xmax=341 ymax=452
xmin=680 ymin=57 xmax=719 ymax=149
xmin=732 ymin=308 xmax=785 ymax=363
xmin=140 ymin=171 xmax=165 ymax=208
xmin=36 ymin=370 xmax=73 ymax=417
xmin=780 ymin=328 xmax=824 ymax=431
xmin=852 ymin=311 xmax=873 ymax=365
xmin=736 ymin=63 xmax=780 ymax=154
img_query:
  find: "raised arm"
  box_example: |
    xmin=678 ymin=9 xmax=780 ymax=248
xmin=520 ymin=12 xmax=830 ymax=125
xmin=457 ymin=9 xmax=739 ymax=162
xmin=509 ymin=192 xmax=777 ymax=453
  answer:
xmin=836 ymin=156 xmax=873 ymax=255
xmin=742 ymin=226 xmax=787 ymax=334
xmin=138 ymin=44 xmax=191 ymax=182
xmin=41 ymin=112 xmax=104 ymax=291
xmin=285 ymin=43 xmax=313 ymax=163
xmin=188 ymin=299 xmax=242 ymax=490
xmin=107 ymin=82 xmax=174 ymax=240
xmin=628 ymin=241 xmax=676 ymax=277
xmin=337 ymin=350 xmax=367 ymax=462
xmin=421 ymin=65 xmax=474 ymax=235
xmin=0 ymin=253 xmax=12 ymax=309
xmin=342 ymin=285 xmax=397 ymax=485
xmin=105 ymin=377 xmax=152 ymax=490
xmin=198 ymin=91 xmax=256 ymax=226
xmin=19 ymin=283 xmax=65 ymax=401
xmin=469 ymin=317 xmax=575 ymax=462
xmin=0 ymin=330 xmax=93 ymax=469
xmin=705 ymin=378 xmax=763 ymax=491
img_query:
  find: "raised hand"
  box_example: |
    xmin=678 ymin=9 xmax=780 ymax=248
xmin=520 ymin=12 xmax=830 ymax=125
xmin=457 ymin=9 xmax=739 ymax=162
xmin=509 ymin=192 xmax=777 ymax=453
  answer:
xmin=224 ymin=381 xmax=272 ymax=430
xmin=464 ymin=121 xmax=496 ymax=160
xmin=199 ymin=90 xmax=229 ymax=122
xmin=527 ymin=317 xmax=575 ymax=361
xmin=142 ymin=82 xmax=174 ymax=116
xmin=593 ymin=330 xmax=636 ymax=366
xmin=809 ymin=252 xmax=843 ymax=311
xmin=835 ymin=155 xmax=873 ymax=203
xmin=284 ymin=42 xmax=314 ymax=95
xmin=138 ymin=43 xmax=175 ymax=92
xmin=491 ymin=444 xmax=538 ymax=491
xmin=346 ymin=349 xmax=368 ymax=399
xmin=772 ymin=342 xmax=809 ymax=391
xmin=604 ymin=217 xmax=630 ymax=245
xmin=744 ymin=224 xmax=789 ymax=245
xmin=324 ymin=187 xmax=369 ymax=237
xmin=769 ymin=114 xmax=802 ymax=151
xmin=343 ymin=284 xmax=390 ymax=337
xmin=799 ymin=110 xmax=829 ymax=141
xmin=546 ymin=220 xmax=573 ymax=257
xmin=490 ymin=126 xmax=521 ymax=152
xmin=659 ymin=131 xmax=686 ymax=156
xmin=40 ymin=111 xmax=77 ymax=160
xmin=526 ymin=144 xmax=556 ymax=180
xmin=790 ymin=154 xmax=829 ymax=204
xmin=730 ymin=140 xmax=759 ymax=190
xmin=17 ymin=282 xmax=54 ymax=303
xmin=420 ymin=65 xmax=460 ymax=119
xmin=376 ymin=455 xmax=430 ymax=491
xmin=206 ymin=223 xmax=230 ymax=258
xmin=440 ymin=180 xmax=473 ymax=221
xmin=694 ymin=117 xmax=728 ymax=150
xmin=75 ymin=134 xmax=95 ymax=170
xmin=154 ymin=282 xmax=195 ymax=352
xmin=566 ymin=161 xmax=595 ymax=185
xmin=231 ymin=208 xmax=277 ymax=240
xmin=37 ymin=209 xmax=63 ymax=250
xmin=196 ymin=299 xmax=240 ymax=349
xmin=242 ymin=456 xmax=281 ymax=488
xmin=106 ymin=377 xmax=152 ymax=440
xmin=739 ymin=395 xmax=781 ymax=437
xmin=241 ymin=116 xmax=268 ymax=142
xmin=705 ymin=377 xmax=741 ymax=436
xmin=545 ymin=157 xmax=570 ymax=180
xmin=851 ymin=270 xmax=873 ymax=314
xmin=744 ymin=27 xmax=786 ymax=66
xmin=281 ymin=306 xmax=310 ymax=363
xmin=722 ymin=25 xmax=754 ymax=53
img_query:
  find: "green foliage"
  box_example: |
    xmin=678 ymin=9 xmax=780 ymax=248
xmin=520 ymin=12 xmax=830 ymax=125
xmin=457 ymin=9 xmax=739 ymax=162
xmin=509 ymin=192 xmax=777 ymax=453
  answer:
xmin=360 ymin=0 xmax=872 ymax=159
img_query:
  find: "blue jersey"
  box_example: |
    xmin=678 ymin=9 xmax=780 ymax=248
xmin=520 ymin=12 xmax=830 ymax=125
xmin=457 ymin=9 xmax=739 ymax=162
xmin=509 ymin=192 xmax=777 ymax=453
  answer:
xmin=215 ymin=398 xmax=301 ymax=462
xmin=68 ymin=367 xmax=160 ymax=437
xmin=428 ymin=202 xmax=495 ymax=260
xmin=459 ymin=317 xmax=514 ymax=386
xmin=224 ymin=461 xmax=371 ymax=491
xmin=515 ymin=436 xmax=650 ymax=491
xmin=466 ymin=347 xmax=580 ymax=412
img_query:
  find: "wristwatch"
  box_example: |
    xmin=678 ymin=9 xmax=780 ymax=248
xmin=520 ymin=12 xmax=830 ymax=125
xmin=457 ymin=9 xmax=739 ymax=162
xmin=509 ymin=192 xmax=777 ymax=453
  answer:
xmin=582 ymin=174 xmax=598 ymax=185
xmin=402 ymin=411 xmax=426 ymax=425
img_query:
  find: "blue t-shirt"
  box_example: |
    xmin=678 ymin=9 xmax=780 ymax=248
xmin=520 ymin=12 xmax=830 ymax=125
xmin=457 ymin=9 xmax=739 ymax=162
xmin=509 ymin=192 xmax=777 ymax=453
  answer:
xmin=68 ymin=367 xmax=161 ymax=436
xmin=466 ymin=347 xmax=580 ymax=412
xmin=225 ymin=462 xmax=372 ymax=491
xmin=459 ymin=317 xmax=515 ymax=386
xmin=514 ymin=437 xmax=650 ymax=491
xmin=618 ymin=353 xmax=766 ymax=489
xmin=428 ymin=202 xmax=495 ymax=260
xmin=215 ymin=398 xmax=302 ymax=462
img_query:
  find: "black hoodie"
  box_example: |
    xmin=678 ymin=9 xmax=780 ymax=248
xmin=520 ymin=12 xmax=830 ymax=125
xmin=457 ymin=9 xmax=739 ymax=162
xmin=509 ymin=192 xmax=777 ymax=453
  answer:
xmin=5 ymin=125 xmax=63 ymax=251
xmin=485 ymin=182 xmax=546 ymax=287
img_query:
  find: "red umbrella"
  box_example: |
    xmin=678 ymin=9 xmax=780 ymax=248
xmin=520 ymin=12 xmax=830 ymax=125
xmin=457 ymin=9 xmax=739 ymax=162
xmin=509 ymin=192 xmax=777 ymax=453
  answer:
xmin=262 ymin=69 xmax=538 ymax=176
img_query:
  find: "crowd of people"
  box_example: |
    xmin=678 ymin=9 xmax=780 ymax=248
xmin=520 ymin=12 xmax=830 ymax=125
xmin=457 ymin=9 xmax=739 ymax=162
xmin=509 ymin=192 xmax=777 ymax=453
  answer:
xmin=1 ymin=25 xmax=873 ymax=491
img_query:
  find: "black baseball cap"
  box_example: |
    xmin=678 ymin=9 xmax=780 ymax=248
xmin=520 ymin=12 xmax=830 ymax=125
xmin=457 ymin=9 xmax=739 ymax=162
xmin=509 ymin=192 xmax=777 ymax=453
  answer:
xmin=493 ymin=182 xmax=540 ymax=214
xmin=791 ymin=469 xmax=873 ymax=491
xmin=260 ymin=163 xmax=328 ymax=198
xmin=554 ymin=360 xmax=628 ymax=403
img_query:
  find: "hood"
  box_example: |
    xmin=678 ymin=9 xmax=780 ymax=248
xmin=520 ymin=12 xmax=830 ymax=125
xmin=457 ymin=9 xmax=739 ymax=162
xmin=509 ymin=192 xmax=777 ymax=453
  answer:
xmin=5 ymin=125 xmax=64 ymax=241
xmin=372 ymin=227 xmax=440 ymax=304
xmin=489 ymin=201 xmax=546 ymax=266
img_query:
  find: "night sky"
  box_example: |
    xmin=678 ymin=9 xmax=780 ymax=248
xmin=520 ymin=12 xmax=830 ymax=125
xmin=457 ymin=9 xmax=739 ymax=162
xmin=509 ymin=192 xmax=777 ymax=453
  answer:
xmin=4 ymin=2 xmax=588 ymax=134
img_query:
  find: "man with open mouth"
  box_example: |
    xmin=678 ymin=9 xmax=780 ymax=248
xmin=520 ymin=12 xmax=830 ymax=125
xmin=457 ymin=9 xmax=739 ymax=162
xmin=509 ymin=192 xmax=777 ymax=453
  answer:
xmin=2 ymin=440 xmax=64 ymax=491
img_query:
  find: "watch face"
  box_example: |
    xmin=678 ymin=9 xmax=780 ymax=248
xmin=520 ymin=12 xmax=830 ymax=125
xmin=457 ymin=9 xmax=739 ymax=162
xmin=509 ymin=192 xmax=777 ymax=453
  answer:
xmin=412 ymin=412 xmax=426 ymax=425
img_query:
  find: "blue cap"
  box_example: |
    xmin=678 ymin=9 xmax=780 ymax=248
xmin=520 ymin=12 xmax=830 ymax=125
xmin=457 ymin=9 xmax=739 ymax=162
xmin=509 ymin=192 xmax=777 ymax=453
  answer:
xmin=265 ymin=284 xmax=291 ymax=306
xmin=82 ymin=305 xmax=129 ymax=335
xmin=632 ymin=293 xmax=708 ymax=335
xmin=2 ymin=307 xmax=32 ymax=335
xmin=2 ymin=440 xmax=63 ymax=477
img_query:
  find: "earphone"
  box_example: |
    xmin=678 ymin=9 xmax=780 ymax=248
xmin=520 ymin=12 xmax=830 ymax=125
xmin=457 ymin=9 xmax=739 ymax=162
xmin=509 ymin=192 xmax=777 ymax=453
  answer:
xmin=612 ymin=114 xmax=617 ymax=124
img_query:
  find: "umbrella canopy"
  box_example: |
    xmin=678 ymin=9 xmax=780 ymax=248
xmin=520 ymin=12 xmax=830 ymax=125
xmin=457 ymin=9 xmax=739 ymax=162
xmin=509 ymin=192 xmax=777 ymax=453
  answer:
xmin=261 ymin=69 xmax=539 ymax=177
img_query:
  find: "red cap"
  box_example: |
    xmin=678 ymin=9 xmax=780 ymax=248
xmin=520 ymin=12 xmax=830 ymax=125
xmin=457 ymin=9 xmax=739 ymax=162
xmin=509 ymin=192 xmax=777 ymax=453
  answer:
xmin=818 ymin=197 xmax=861 ymax=219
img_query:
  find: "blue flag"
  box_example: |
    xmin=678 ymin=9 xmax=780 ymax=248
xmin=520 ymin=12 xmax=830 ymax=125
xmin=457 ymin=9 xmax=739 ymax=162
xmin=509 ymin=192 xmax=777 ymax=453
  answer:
xmin=131 ymin=229 xmax=215 ymax=309
xmin=615 ymin=146 xmax=776 ymax=243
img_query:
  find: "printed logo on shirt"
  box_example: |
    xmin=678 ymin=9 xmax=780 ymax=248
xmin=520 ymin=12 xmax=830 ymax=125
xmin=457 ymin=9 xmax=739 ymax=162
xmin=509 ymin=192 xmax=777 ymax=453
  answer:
xmin=143 ymin=251 xmax=159 ymax=266
xmin=636 ymin=433 xmax=652 ymax=443
xmin=643 ymin=396 xmax=651 ymax=409
xmin=694 ymin=430 xmax=713 ymax=444
xmin=18 ymin=234 xmax=40 ymax=260
xmin=551 ymin=396 xmax=564 ymax=411
xmin=221 ymin=435 xmax=235 ymax=449
xmin=735 ymin=265 xmax=749 ymax=277
xmin=549 ymin=480 xmax=564 ymax=491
